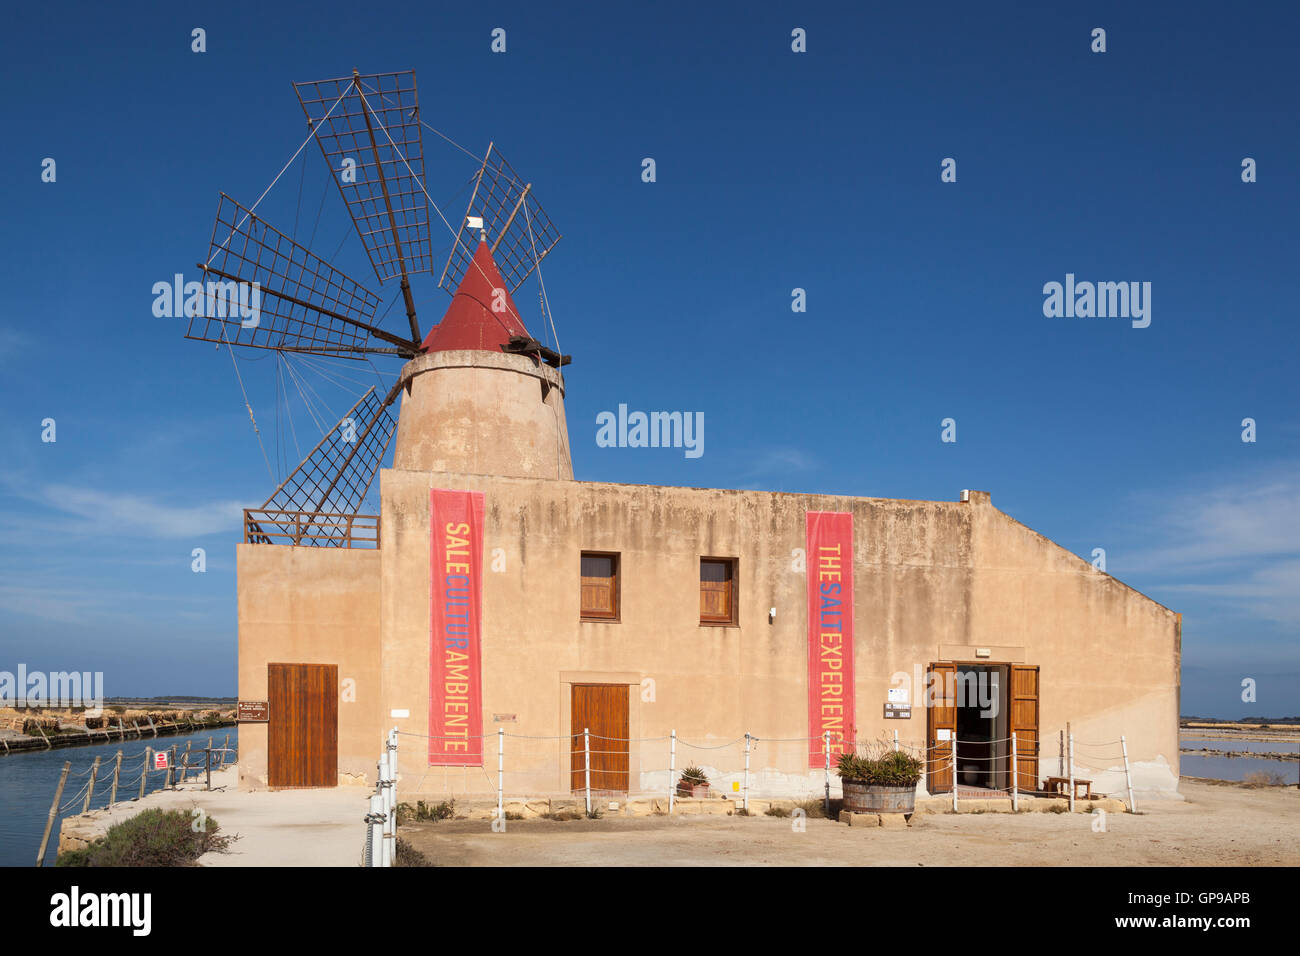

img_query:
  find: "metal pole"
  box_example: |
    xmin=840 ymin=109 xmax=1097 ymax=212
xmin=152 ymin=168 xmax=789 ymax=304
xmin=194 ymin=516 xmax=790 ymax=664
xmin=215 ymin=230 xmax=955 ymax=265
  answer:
xmin=668 ymin=729 xmax=676 ymax=814
xmin=743 ymin=733 xmax=751 ymax=812
xmin=951 ymin=736 xmax=959 ymax=812
xmin=205 ymin=748 xmax=212 ymax=790
xmin=893 ymin=729 xmax=899 ymax=752
xmin=1011 ymin=732 xmax=1018 ymax=812
xmin=83 ymin=757 xmax=101 ymax=813
xmin=1068 ymin=732 xmax=1076 ymax=813
xmin=368 ymin=792 xmax=382 ymax=867
xmin=497 ymin=727 xmax=504 ymax=820
xmin=823 ymin=731 xmax=831 ymax=816
xmin=140 ymin=748 xmax=151 ymax=799
xmin=37 ymin=762 xmax=72 ymax=867
xmin=383 ymin=728 xmax=397 ymax=865
xmin=583 ymin=728 xmax=592 ymax=815
xmin=378 ymin=752 xmax=390 ymax=867
xmin=109 ymin=750 xmax=123 ymax=805
xmin=390 ymin=727 xmax=398 ymax=811
xmin=168 ymin=745 xmax=177 ymax=788
xmin=1121 ymin=734 xmax=1136 ymax=813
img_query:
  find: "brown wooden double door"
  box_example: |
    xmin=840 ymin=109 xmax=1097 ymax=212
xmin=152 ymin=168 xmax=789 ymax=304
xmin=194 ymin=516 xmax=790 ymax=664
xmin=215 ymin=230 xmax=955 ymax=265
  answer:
xmin=268 ymin=663 xmax=338 ymax=788
xmin=570 ymin=683 xmax=629 ymax=793
xmin=926 ymin=662 xmax=1038 ymax=793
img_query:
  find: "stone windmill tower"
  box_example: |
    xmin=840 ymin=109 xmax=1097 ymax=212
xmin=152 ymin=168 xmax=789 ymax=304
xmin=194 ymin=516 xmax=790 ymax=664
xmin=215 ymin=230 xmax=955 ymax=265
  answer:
xmin=393 ymin=237 xmax=573 ymax=480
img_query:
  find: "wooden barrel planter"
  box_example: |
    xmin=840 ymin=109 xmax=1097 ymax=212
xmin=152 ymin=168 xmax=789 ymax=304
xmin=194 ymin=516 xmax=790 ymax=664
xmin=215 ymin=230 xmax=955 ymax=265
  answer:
xmin=841 ymin=780 xmax=917 ymax=814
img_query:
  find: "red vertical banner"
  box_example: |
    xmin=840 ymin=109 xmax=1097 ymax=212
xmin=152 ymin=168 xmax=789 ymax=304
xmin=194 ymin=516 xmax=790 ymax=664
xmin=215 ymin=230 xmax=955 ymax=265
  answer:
xmin=429 ymin=489 xmax=485 ymax=766
xmin=806 ymin=511 xmax=856 ymax=767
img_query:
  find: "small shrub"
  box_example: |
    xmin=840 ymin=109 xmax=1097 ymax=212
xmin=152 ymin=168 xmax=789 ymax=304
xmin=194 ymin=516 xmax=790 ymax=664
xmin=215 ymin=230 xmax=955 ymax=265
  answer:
xmin=397 ymin=799 xmax=456 ymax=824
xmin=55 ymin=808 xmax=235 ymax=867
xmin=1045 ymin=803 xmax=1068 ymax=814
xmin=394 ymin=837 xmax=432 ymax=867
xmin=795 ymin=797 xmax=840 ymax=819
xmin=765 ymin=805 xmax=791 ymax=818
xmin=1244 ymin=771 xmax=1286 ymax=788
xmin=541 ymin=809 xmax=583 ymax=821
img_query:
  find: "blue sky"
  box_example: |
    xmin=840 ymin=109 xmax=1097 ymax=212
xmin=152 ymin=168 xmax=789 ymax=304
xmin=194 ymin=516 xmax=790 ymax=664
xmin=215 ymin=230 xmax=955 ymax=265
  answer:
xmin=0 ymin=1 xmax=1296 ymax=716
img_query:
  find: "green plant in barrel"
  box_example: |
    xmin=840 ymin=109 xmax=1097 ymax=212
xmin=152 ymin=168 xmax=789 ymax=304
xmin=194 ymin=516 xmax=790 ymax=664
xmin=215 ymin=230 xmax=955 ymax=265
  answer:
xmin=837 ymin=744 xmax=923 ymax=816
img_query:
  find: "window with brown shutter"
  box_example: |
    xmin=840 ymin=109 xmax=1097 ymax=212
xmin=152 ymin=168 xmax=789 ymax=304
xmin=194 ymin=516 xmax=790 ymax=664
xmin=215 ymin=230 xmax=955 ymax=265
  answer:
xmin=700 ymin=557 xmax=737 ymax=625
xmin=580 ymin=552 xmax=619 ymax=621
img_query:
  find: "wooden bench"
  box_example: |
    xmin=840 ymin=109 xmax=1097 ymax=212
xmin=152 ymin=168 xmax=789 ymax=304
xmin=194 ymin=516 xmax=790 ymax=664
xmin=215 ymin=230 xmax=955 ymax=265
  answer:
xmin=1043 ymin=776 xmax=1093 ymax=799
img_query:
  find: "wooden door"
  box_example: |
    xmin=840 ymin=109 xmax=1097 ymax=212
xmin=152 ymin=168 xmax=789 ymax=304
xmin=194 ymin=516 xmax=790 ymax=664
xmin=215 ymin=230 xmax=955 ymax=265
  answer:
xmin=926 ymin=662 xmax=956 ymax=793
xmin=570 ymin=684 xmax=629 ymax=793
xmin=268 ymin=663 xmax=338 ymax=788
xmin=1009 ymin=664 xmax=1040 ymax=793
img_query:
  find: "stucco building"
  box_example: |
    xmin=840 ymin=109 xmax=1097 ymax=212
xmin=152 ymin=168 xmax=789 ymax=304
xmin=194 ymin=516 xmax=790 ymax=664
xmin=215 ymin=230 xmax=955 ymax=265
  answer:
xmin=236 ymin=241 xmax=1181 ymax=801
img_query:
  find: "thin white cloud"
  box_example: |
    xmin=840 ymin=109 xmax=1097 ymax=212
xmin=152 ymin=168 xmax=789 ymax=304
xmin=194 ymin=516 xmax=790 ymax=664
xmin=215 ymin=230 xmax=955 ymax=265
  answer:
xmin=1124 ymin=463 xmax=1300 ymax=624
xmin=36 ymin=484 xmax=243 ymax=538
xmin=0 ymin=326 xmax=27 ymax=360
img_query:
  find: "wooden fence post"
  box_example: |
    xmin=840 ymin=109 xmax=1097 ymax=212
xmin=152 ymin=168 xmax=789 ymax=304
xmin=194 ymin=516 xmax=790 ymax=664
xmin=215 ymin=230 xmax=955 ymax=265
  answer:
xmin=140 ymin=748 xmax=151 ymax=799
xmin=109 ymin=750 xmax=123 ymax=805
xmin=83 ymin=757 xmax=101 ymax=813
xmin=36 ymin=762 xmax=72 ymax=867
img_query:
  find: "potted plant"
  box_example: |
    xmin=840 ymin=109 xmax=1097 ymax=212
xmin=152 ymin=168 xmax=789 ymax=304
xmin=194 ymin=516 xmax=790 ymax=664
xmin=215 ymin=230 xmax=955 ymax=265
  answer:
xmin=676 ymin=766 xmax=710 ymax=798
xmin=836 ymin=747 xmax=923 ymax=815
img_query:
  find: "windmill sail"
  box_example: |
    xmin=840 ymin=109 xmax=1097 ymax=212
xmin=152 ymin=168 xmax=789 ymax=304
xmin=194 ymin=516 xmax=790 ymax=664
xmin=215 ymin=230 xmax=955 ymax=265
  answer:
xmin=438 ymin=144 xmax=561 ymax=295
xmin=187 ymin=193 xmax=414 ymax=358
xmin=294 ymin=70 xmax=432 ymax=342
xmin=244 ymin=386 xmax=397 ymax=547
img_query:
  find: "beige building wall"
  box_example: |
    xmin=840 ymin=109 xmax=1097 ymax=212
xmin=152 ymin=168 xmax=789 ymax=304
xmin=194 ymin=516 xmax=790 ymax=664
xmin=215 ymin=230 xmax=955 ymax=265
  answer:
xmin=237 ymin=545 xmax=383 ymax=789
xmin=376 ymin=471 xmax=1180 ymax=799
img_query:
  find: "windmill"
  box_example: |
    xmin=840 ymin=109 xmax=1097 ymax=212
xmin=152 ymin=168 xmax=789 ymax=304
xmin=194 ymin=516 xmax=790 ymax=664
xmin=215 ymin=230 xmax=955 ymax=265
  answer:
xmin=185 ymin=69 xmax=565 ymax=547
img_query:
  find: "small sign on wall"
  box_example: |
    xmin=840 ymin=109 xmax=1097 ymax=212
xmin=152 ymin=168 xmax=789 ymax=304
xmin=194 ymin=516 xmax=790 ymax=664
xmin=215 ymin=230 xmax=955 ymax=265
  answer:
xmin=936 ymin=728 xmax=952 ymax=741
xmin=492 ymin=713 xmax=518 ymax=723
xmin=237 ymin=701 xmax=269 ymax=722
xmin=884 ymin=703 xmax=911 ymax=719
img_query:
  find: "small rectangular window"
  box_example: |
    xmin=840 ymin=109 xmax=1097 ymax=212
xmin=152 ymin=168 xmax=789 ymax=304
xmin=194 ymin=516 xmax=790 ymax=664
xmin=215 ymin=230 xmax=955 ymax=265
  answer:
xmin=581 ymin=552 xmax=619 ymax=621
xmin=700 ymin=557 xmax=737 ymax=625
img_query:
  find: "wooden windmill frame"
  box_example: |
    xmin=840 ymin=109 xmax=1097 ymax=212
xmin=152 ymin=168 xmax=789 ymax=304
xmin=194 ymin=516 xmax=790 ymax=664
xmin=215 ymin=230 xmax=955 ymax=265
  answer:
xmin=184 ymin=68 xmax=563 ymax=547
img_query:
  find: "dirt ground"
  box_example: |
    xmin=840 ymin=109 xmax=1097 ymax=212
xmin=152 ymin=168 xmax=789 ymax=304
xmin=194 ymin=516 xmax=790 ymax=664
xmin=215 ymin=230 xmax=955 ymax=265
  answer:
xmin=400 ymin=779 xmax=1300 ymax=866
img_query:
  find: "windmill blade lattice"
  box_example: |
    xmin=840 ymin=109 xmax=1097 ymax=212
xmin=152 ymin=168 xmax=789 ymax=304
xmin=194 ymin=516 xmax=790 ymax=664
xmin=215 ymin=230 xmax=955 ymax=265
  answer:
xmin=187 ymin=193 xmax=412 ymax=358
xmin=245 ymin=386 xmax=397 ymax=547
xmin=438 ymin=144 xmax=562 ymax=294
xmin=294 ymin=71 xmax=433 ymax=287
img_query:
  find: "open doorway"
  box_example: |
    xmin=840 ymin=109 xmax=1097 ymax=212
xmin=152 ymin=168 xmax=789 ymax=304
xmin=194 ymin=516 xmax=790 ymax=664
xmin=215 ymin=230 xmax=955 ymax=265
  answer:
xmin=953 ymin=665 xmax=1007 ymax=791
xmin=927 ymin=662 xmax=1039 ymax=795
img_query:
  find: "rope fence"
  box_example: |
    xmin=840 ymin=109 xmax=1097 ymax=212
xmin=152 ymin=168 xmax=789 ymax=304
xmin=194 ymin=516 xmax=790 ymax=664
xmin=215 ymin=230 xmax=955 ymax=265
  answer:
xmin=387 ymin=726 xmax=1138 ymax=818
xmin=35 ymin=733 xmax=239 ymax=867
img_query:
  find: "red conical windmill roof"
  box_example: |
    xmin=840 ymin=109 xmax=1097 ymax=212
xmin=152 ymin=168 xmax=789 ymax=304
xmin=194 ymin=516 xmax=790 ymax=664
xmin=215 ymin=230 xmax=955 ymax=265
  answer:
xmin=420 ymin=240 xmax=530 ymax=353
